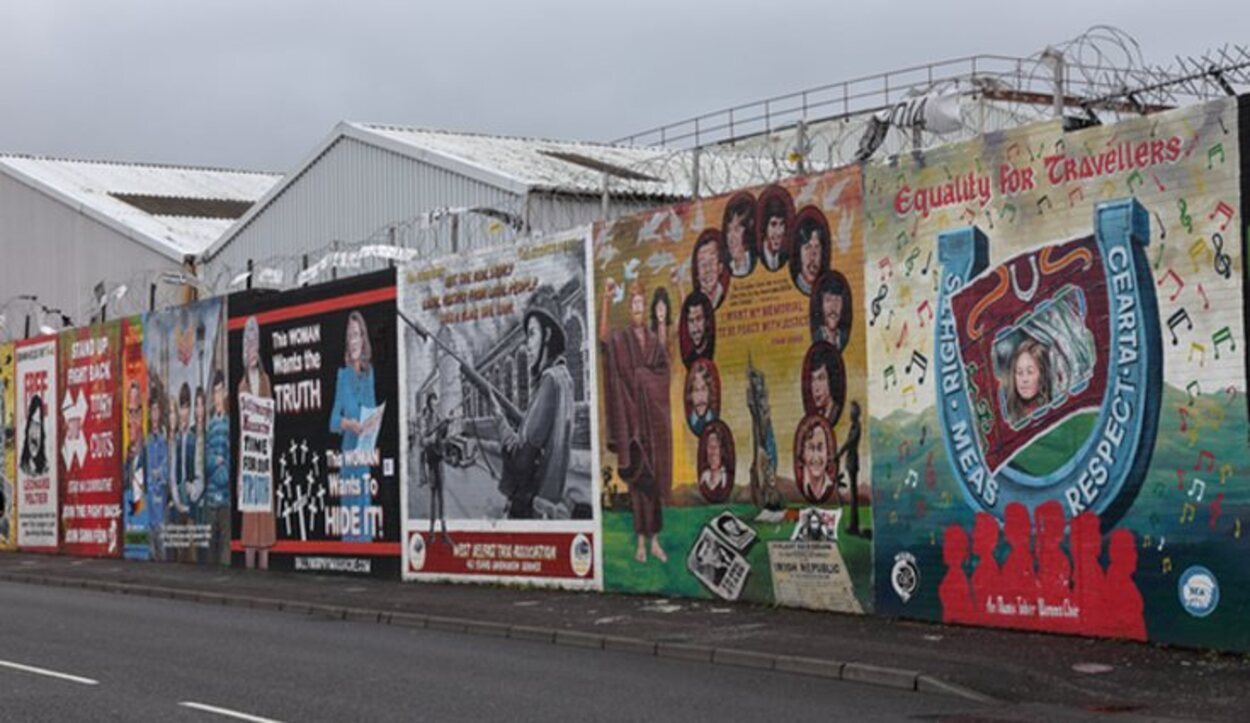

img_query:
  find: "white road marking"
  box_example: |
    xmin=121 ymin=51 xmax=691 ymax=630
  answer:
xmin=0 ymin=659 xmax=99 ymax=685
xmin=179 ymin=701 xmax=285 ymax=723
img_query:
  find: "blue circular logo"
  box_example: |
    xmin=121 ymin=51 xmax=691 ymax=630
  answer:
xmin=1178 ymin=565 xmax=1219 ymax=618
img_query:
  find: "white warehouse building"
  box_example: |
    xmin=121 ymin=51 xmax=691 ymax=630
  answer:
xmin=0 ymin=155 xmax=280 ymax=339
xmin=201 ymin=122 xmax=698 ymax=287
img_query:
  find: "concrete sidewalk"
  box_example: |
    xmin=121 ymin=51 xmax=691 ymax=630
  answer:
xmin=0 ymin=552 xmax=1243 ymax=721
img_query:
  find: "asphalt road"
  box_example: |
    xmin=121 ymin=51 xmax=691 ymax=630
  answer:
xmin=0 ymin=581 xmax=988 ymax=723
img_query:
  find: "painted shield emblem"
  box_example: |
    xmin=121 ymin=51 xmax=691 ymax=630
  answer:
xmin=935 ymin=199 xmax=1162 ymax=524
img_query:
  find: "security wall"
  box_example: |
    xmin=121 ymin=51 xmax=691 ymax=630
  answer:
xmin=0 ymin=96 xmax=1247 ymax=653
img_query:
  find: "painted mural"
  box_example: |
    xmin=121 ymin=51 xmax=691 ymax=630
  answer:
xmin=593 ymin=167 xmax=872 ymax=612
xmin=15 ymin=335 xmax=58 ymax=552
xmin=0 ymin=343 xmax=14 ymax=549
xmin=867 ymin=96 xmax=1248 ymax=648
xmin=228 ymin=270 xmax=401 ymax=577
xmin=138 ymin=300 xmax=230 ymax=564
xmin=398 ymin=230 xmax=600 ymax=587
xmin=120 ymin=317 xmax=150 ymax=560
xmin=58 ymin=321 xmax=123 ymax=557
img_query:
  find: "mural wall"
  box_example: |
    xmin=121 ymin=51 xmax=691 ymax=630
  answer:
xmin=15 ymin=336 xmax=58 ymax=552
xmin=58 ymin=322 xmax=122 ymax=557
xmin=135 ymin=300 xmax=230 ymax=564
xmin=228 ymin=270 xmax=401 ymax=577
xmin=593 ymin=167 xmax=872 ymax=612
xmin=0 ymin=343 xmax=14 ymax=549
xmin=121 ymin=317 xmax=149 ymax=560
xmin=866 ymin=97 xmax=1248 ymax=648
xmin=398 ymin=231 xmax=599 ymax=587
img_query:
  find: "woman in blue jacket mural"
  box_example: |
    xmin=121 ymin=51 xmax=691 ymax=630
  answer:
xmin=330 ymin=310 xmax=379 ymax=543
xmin=145 ymin=377 xmax=170 ymax=560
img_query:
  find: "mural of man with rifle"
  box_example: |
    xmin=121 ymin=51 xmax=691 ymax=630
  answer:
xmin=420 ymin=390 xmax=451 ymax=542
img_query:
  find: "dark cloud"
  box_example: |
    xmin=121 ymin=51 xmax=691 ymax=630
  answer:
xmin=0 ymin=0 xmax=1239 ymax=172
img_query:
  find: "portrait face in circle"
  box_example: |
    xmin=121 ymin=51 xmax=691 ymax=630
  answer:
xmin=802 ymin=341 xmax=846 ymax=426
xmin=691 ymin=230 xmax=728 ymax=308
xmin=810 ymin=270 xmax=852 ymax=350
xmin=756 ymin=185 xmax=795 ymax=271
xmin=722 ymin=193 xmax=757 ymax=277
xmin=684 ymin=359 xmax=721 ymax=434
xmin=697 ymin=420 xmax=735 ymax=504
xmin=679 ymin=291 xmax=716 ymax=368
xmin=789 ymin=208 xmax=830 ymax=296
xmin=793 ymin=415 xmax=838 ymax=505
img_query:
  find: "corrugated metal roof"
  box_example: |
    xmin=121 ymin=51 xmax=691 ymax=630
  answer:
xmin=0 ymin=154 xmax=281 ymax=259
xmin=350 ymin=122 xmax=690 ymax=197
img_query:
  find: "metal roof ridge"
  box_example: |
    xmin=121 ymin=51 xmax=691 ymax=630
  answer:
xmin=348 ymin=121 xmax=663 ymax=152
xmin=0 ymin=152 xmax=282 ymax=178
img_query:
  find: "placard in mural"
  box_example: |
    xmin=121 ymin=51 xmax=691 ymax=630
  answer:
xmin=594 ymin=168 xmax=872 ymax=612
xmin=120 ymin=317 xmax=149 ymax=560
xmin=58 ymin=322 xmax=123 ymax=557
xmin=398 ymin=231 xmax=599 ymax=587
xmin=229 ymin=269 xmax=401 ymax=577
xmin=15 ymin=336 xmax=58 ymax=551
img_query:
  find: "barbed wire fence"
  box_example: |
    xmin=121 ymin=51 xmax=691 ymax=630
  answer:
xmin=7 ymin=26 xmax=1245 ymax=343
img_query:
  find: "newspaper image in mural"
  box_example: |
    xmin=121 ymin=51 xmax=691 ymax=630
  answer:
xmin=141 ymin=299 xmax=230 ymax=564
xmin=15 ymin=336 xmax=58 ymax=551
xmin=866 ymin=96 xmax=1248 ymax=649
xmin=594 ymin=168 xmax=871 ymax=612
xmin=399 ymin=231 xmax=599 ymax=587
xmin=58 ymin=322 xmax=123 ymax=557
xmin=229 ymin=269 xmax=401 ymax=578
xmin=0 ymin=343 xmax=15 ymax=549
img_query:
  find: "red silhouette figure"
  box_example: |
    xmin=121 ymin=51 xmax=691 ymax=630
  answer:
xmin=1034 ymin=500 xmax=1076 ymax=633
xmin=1104 ymin=529 xmax=1146 ymax=640
xmin=1000 ymin=503 xmax=1040 ymax=629
xmin=939 ymin=525 xmax=975 ymax=624
xmin=1070 ymin=511 xmax=1109 ymax=636
xmin=969 ymin=513 xmax=1002 ymax=624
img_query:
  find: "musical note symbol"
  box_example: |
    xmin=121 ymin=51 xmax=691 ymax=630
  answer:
xmin=1162 ymin=557 xmax=1173 ymax=574
xmin=1186 ymin=380 xmax=1201 ymax=406
xmin=1140 ymin=534 xmax=1152 ymax=549
xmin=1157 ymin=268 xmax=1185 ymax=302
xmin=1189 ymin=342 xmax=1207 ymax=366
xmin=1166 ymin=308 xmax=1192 ymax=346
xmin=1178 ymin=198 xmax=1194 ymax=233
xmin=915 ymin=300 xmax=933 ymax=328
xmin=1158 ymin=535 xmax=1166 ymax=552
xmin=1209 ymin=201 xmax=1235 ymax=232
xmin=904 ymin=247 xmax=921 ymax=276
xmin=1180 ymin=502 xmax=1197 ymax=524
xmin=869 ymin=284 xmax=889 ymax=326
xmin=1212 ymin=326 xmax=1236 ymax=360
xmin=1067 ymin=187 xmax=1084 ymax=206
xmin=1205 ymin=403 xmax=1225 ymax=428
xmin=983 ymin=209 xmax=995 ymax=230
xmin=1197 ymin=283 xmax=1210 ymax=311
xmin=930 ymin=530 xmax=936 ymax=546
xmin=960 ymin=207 xmax=977 ymax=224
xmin=888 ymin=510 xmax=899 ymax=526
xmin=883 ymin=365 xmax=898 ymax=389
xmin=1100 ymin=180 xmax=1117 ymax=199
xmin=1188 ymin=238 xmax=1213 ymax=274
xmin=1208 ymin=143 xmax=1226 ymax=169
xmin=878 ymin=256 xmax=894 ymax=281
xmin=1154 ymin=211 xmax=1167 ymax=240
xmin=901 ymin=384 xmax=917 ymax=405
xmin=1151 ymin=173 xmax=1167 ymax=192
xmin=1236 ymin=518 xmax=1242 ymax=539
xmin=895 ymin=321 xmax=909 ymax=349
xmin=1127 ymin=170 xmax=1144 ymax=193
xmin=939 ymin=490 xmax=952 ymax=508
xmin=1212 ymin=233 xmax=1232 ymax=279
xmin=1036 ymin=195 xmax=1052 ymax=214
xmin=1220 ymin=464 xmax=1233 ymax=485
xmin=915 ymin=498 xmax=928 ymax=519
xmin=1177 ymin=407 xmax=1193 ymax=433
xmin=905 ymin=350 xmax=929 ymax=384
xmin=884 ymin=309 xmax=895 ymax=330
xmin=1007 ymin=143 xmax=1022 ymax=165
xmin=896 ymin=230 xmax=910 ymax=250
xmin=1176 ymin=467 xmax=1188 ymax=489
xmin=1188 ymin=478 xmax=1207 ymax=502
xmin=1154 ymin=243 xmax=1165 ymax=271
xmin=999 ymin=203 xmax=1017 ymax=222
xmin=905 ymin=468 xmax=919 ymax=487
xmin=921 ymin=250 xmax=933 ymax=276
xmin=1209 ymin=492 xmax=1225 ymax=530
xmin=1195 ymin=449 xmax=1215 ymax=472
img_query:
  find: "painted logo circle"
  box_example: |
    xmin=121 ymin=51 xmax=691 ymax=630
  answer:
xmin=1178 ymin=565 xmax=1219 ymax=618
xmin=570 ymin=534 xmax=593 ymax=578
xmin=407 ymin=532 xmax=427 ymax=572
xmin=891 ymin=551 xmax=919 ymax=603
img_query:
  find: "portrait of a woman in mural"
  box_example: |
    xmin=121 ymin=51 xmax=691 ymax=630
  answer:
xmin=722 ymin=192 xmax=757 ymax=277
xmin=678 ymin=290 xmax=715 ymax=369
xmin=684 ymin=358 xmax=720 ymax=436
xmin=802 ymin=342 xmax=846 ymax=426
xmin=19 ymin=394 xmax=47 ymax=477
xmin=810 ymin=271 xmax=853 ymax=351
xmin=691 ymin=229 xmax=730 ymax=310
xmin=600 ymin=277 xmax=672 ymax=565
xmin=790 ymin=207 xmax=831 ymax=296
xmin=238 ymin=315 xmax=275 ymax=570
xmin=756 ymin=185 xmax=795 ymax=272
xmin=1003 ymin=337 xmax=1053 ymax=426
xmin=794 ymin=414 xmax=838 ymax=505
xmin=697 ymin=420 xmax=735 ymax=504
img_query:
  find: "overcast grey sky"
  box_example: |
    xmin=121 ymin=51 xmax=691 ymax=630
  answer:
xmin=0 ymin=0 xmax=1244 ymax=172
